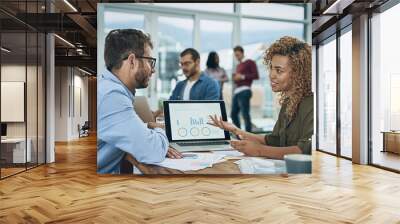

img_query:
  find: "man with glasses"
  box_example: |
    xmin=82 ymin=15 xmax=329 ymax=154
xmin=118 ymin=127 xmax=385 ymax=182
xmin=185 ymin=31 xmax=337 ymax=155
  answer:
xmin=98 ymin=29 xmax=182 ymax=174
xmin=169 ymin=48 xmax=220 ymax=101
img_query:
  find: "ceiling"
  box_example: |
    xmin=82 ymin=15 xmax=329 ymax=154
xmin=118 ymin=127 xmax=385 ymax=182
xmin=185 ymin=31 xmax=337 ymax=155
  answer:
xmin=0 ymin=0 xmax=394 ymax=74
xmin=311 ymin=0 xmax=389 ymax=43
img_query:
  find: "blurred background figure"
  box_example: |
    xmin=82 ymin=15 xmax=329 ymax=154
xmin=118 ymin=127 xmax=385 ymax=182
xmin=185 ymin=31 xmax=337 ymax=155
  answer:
xmin=205 ymin=51 xmax=228 ymax=100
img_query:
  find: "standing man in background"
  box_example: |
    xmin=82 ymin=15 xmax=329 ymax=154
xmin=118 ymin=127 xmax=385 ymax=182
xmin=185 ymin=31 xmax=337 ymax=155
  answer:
xmin=153 ymin=48 xmax=220 ymax=118
xmin=170 ymin=48 xmax=220 ymax=101
xmin=231 ymin=46 xmax=259 ymax=132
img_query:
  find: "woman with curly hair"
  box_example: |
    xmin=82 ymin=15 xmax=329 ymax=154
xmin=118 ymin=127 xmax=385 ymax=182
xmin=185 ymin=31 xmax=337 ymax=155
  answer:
xmin=209 ymin=36 xmax=313 ymax=159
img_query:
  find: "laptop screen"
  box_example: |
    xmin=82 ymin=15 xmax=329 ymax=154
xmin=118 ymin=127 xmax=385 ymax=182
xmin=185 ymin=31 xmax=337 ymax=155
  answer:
xmin=164 ymin=101 xmax=229 ymax=141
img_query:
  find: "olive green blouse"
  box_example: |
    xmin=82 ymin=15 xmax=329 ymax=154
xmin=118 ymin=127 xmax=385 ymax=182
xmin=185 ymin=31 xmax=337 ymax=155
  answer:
xmin=264 ymin=95 xmax=313 ymax=154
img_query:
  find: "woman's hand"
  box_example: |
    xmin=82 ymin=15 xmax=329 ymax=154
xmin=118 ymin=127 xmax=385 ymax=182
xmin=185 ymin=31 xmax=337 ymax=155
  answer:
xmin=208 ymin=115 xmax=238 ymax=134
xmin=230 ymin=140 xmax=263 ymax=157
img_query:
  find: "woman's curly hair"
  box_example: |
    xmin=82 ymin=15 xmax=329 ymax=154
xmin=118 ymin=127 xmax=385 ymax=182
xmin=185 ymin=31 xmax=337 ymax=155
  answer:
xmin=264 ymin=36 xmax=312 ymax=120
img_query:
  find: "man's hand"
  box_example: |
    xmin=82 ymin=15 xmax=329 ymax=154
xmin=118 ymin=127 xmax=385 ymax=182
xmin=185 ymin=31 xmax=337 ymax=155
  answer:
xmin=233 ymin=73 xmax=244 ymax=81
xmin=230 ymin=140 xmax=262 ymax=156
xmin=166 ymin=147 xmax=183 ymax=159
xmin=153 ymin=109 xmax=164 ymax=119
xmin=147 ymin=122 xmax=165 ymax=130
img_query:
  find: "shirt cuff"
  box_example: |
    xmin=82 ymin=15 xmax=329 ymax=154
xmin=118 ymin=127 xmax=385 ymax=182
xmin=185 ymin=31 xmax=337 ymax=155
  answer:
xmin=297 ymin=138 xmax=312 ymax=155
xmin=265 ymin=134 xmax=280 ymax=147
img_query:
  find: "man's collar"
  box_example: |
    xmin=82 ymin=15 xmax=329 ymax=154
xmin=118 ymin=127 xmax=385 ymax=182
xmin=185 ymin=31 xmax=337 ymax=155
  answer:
xmin=239 ymin=57 xmax=249 ymax=63
xmin=103 ymin=69 xmax=136 ymax=97
xmin=186 ymin=71 xmax=205 ymax=82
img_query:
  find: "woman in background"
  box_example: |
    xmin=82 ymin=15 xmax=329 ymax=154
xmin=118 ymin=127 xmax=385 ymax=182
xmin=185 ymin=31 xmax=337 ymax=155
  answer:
xmin=205 ymin=51 xmax=228 ymax=100
xmin=209 ymin=36 xmax=313 ymax=159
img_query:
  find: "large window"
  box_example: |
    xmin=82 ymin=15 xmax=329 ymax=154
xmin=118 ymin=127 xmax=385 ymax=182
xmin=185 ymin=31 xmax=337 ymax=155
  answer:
xmin=104 ymin=10 xmax=144 ymax=34
xmin=241 ymin=3 xmax=305 ymax=20
xmin=153 ymin=3 xmax=234 ymax=13
xmin=199 ymin=19 xmax=233 ymax=73
xmin=157 ymin=16 xmax=194 ymax=99
xmin=339 ymin=28 xmax=352 ymax=158
xmin=317 ymin=36 xmax=337 ymax=154
xmin=371 ymin=3 xmax=400 ymax=171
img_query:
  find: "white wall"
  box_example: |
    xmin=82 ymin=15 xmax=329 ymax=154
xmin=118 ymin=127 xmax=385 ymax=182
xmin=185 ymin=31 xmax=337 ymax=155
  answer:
xmin=1 ymin=64 xmax=46 ymax=164
xmin=54 ymin=67 xmax=89 ymax=141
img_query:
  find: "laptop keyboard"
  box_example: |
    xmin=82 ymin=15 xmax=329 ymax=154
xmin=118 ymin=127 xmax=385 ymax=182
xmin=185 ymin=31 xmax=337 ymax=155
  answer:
xmin=177 ymin=141 xmax=230 ymax=147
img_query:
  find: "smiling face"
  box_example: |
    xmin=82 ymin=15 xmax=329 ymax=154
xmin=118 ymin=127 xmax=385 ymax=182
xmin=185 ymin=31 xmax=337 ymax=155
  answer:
xmin=269 ymin=55 xmax=292 ymax=93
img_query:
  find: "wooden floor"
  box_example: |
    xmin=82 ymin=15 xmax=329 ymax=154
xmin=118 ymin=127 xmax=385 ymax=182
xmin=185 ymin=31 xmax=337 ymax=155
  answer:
xmin=372 ymin=151 xmax=400 ymax=171
xmin=1 ymin=135 xmax=400 ymax=223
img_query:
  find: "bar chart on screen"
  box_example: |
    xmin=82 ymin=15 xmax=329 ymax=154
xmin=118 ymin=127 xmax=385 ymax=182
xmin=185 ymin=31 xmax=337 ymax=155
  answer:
xmin=169 ymin=103 xmax=225 ymax=140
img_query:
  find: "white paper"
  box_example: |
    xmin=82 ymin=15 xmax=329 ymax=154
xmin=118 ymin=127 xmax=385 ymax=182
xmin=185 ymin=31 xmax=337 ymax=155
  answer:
xmin=154 ymin=153 xmax=226 ymax=171
xmin=234 ymin=158 xmax=286 ymax=174
xmin=212 ymin=150 xmax=244 ymax=157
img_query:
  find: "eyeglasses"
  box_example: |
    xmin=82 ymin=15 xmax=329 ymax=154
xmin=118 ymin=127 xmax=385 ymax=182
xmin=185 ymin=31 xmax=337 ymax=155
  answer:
xmin=122 ymin=54 xmax=157 ymax=69
xmin=138 ymin=56 xmax=156 ymax=69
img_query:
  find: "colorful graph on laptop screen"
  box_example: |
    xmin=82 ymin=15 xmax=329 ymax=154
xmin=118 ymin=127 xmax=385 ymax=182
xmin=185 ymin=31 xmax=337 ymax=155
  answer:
xmin=169 ymin=103 xmax=225 ymax=140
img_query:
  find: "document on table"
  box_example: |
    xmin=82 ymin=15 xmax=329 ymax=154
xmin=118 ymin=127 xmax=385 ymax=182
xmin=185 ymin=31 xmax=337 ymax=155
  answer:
xmin=234 ymin=158 xmax=286 ymax=174
xmin=154 ymin=153 xmax=227 ymax=171
xmin=212 ymin=150 xmax=244 ymax=157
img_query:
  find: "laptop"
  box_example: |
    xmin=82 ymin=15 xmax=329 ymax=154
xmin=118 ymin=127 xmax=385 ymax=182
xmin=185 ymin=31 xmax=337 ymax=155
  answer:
xmin=164 ymin=100 xmax=232 ymax=152
xmin=133 ymin=96 xmax=155 ymax=123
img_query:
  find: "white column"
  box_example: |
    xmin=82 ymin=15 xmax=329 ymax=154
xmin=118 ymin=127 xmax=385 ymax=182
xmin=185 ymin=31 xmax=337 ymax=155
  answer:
xmin=46 ymin=32 xmax=55 ymax=163
xmin=352 ymin=14 xmax=369 ymax=164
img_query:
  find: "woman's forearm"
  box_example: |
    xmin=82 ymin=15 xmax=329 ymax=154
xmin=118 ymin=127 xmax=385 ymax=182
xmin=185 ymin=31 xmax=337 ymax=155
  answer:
xmin=257 ymin=145 xmax=302 ymax=160
xmin=233 ymin=128 xmax=265 ymax=144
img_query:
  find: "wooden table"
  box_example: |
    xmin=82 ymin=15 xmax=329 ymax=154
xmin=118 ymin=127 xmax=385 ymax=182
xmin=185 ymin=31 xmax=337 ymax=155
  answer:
xmin=382 ymin=131 xmax=400 ymax=154
xmin=124 ymin=153 xmax=287 ymax=175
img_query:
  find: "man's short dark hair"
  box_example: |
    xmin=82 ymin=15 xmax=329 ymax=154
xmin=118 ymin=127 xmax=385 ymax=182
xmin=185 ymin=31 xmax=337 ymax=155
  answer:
xmin=104 ymin=29 xmax=153 ymax=71
xmin=233 ymin=45 xmax=244 ymax=53
xmin=180 ymin=48 xmax=200 ymax=61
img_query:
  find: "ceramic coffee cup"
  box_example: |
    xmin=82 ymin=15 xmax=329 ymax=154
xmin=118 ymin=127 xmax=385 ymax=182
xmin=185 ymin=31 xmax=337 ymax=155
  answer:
xmin=283 ymin=154 xmax=312 ymax=174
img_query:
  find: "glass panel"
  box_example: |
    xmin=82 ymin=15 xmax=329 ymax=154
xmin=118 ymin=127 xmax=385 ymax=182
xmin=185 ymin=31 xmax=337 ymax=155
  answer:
xmin=38 ymin=33 xmax=45 ymax=165
xmin=371 ymin=4 xmax=400 ymax=171
xmin=1 ymin=30 xmax=28 ymax=177
xmin=27 ymin=31 xmax=38 ymax=169
xmin=153 ymin=3 xmax=234 ymax=13
xmin=104 ymin=10 xmax=144 ymax=34
xmin=157 ymin=16 xmax=193 ymax=100
xmin=240 ymin=18 xmax=304 ymax=132
xmin=199 ymin=19 xmax=233 ymax=102
xmin=318 ymin=37 xmax=337 ymax=154
xmin=339 ymin=29 xmax=352 ymax=158
xmin=312 ymin=45 xmax=317 ymax=151
xmin=241 ymin=3 xmax=305 ymax=20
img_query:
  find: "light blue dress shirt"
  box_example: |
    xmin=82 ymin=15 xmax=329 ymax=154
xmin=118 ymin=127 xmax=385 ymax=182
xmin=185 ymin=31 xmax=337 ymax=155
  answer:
xmin=97 ymin=69 xmax=169 ymax=174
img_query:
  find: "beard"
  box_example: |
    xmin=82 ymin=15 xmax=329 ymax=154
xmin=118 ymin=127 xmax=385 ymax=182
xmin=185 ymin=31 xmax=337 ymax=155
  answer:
xmin=135 ymin=62 xmax=150 ymax=89
xmin=183 ymin=67 xmax=195 ymax=79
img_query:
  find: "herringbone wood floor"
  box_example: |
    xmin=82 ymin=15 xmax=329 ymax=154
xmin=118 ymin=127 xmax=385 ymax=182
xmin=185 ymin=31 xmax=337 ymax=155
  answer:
xmin=1 ymin=135 xmax=400 ymax=224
